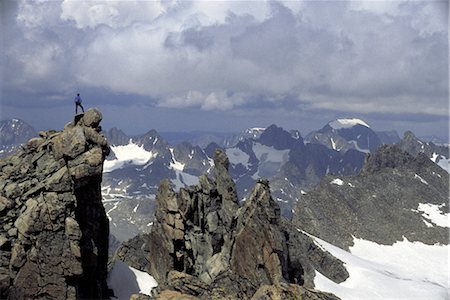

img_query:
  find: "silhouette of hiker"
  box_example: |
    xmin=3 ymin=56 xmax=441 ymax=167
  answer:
xmin=74 ymin=93 xmax=85 ymax=114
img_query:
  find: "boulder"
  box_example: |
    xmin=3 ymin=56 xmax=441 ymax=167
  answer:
xmin=52 ymin=126 xmax=86 ymax=159
xmin=81 ymin=108 xmax=103 ymax=128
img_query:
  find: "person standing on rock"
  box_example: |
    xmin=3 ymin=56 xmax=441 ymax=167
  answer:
xmin=75 ymin=93 xmax=85 ymax=114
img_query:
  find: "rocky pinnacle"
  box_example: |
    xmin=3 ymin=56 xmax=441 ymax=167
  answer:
xmin=0 ymin=109 xmax=110 ymax=299
xmin=116 ymin=149 xmax=346 ymax=299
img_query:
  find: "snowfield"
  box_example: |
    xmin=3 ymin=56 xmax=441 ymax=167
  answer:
xmin=252 ymin=142 xmax=290 ymax=178
xmin=104 ymin=142 xmax=156 ymax=173
xmin=226 ymin=147 xmax=250 ymax=168
xmin=310 ymin=233 xmax=449 ymax=300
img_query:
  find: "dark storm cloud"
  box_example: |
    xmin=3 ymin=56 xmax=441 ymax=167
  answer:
xmin=0 ymin=0 xmax=447 ymax=138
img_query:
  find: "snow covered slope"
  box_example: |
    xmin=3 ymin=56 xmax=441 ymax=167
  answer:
xmin=104 ymin=142 xmax=157 ymax=172
xmin=312 ymin=234 xmax=449 ymax=300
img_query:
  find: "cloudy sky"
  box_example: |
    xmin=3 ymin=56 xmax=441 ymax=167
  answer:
xmin=1 ymin=0 xmax=448 ymax=139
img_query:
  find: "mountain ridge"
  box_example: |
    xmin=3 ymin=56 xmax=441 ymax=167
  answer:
xmin=293 ymin=144 xmax=449 ymax=249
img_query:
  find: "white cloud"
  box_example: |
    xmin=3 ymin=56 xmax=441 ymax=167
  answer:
xmin=158 ymin=90 xmax=244 ymax=111
xmin=60 ymin=1 xmax=165 ymax=29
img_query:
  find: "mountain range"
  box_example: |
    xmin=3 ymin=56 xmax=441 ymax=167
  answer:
xmin=1 ymin=117 xmax=448 ymax=242
xmin=0 ymin=112 xmax=448 ymax=299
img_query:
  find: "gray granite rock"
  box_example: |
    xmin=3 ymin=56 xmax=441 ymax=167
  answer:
xmin=0 ymin=109 xmax=110 ymax=299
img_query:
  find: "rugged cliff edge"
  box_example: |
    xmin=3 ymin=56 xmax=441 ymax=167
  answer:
xmin=0 ymin=109 xmax=110 ymax=299
xmin=115 ymin=149 xmax=347 ymax=299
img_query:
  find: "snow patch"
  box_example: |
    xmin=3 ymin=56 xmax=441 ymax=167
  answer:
xmin=431 ymin=153 xmax=439 ymax=162
xmin=108 ymin=261 xmax=158 ymax=299
xmin=348 ymin=140 xmax=370 ymax=154
xmin=331 ymin=178 xmax=344 ymax=186
xmin=330 ymin=137 xmax=337 ymax=150
xmin=169 ymin=148 xmax=185 ymax=171
xmin=416 ymin=203 xmax=449 ymax=228
xmin=329 ymin=118 xmax=370 ymax=130
xmin=422 ymin=219 xmax=434 ymax=227
xmin=414 ymin=174 xmax=429 ymax=185
xmin=106 ymin=201 xmax=119 ymax=221
xmin=276 ymin=197 xmax=288 ymax=203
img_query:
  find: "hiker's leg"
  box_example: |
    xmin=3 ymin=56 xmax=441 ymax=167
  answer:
xmin=80 ymin=103 xmax=84 ymax=112
xmin=75 ymin=104 xmax=78 ymax=114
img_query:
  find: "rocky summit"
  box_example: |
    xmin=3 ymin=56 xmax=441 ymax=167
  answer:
xmin=115 ymin=149 xmax=347 ymax=299
xmin=0 ymin=109 xmax=110 ymax=299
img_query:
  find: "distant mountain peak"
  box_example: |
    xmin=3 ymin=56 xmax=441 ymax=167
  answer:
xmin=246 ymin=127 xmax=265 ymax=133
xmin=403 ymin=130 xmax=417 ymax=140
xmin=328 ymin=118 xmax=370 ymax=130
xmin=243 ymin=127 xmax=266 ymax=139
xmin=306 ymin=118 xmax=380 ymax=153
xmin=258 ymin=124 xmax=304 ymax=150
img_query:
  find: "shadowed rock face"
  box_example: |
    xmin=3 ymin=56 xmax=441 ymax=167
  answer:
xmin=115 ymin=149 xmax=346 ymax=299
xmin=0 ymin=109 xmax=110 ymax=299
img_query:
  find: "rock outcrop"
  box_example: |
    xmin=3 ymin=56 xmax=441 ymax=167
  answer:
xmin=115 ymin=149 xmax=346 ymax=299
xmin=0 ymin=109 xmax=110 ymax=299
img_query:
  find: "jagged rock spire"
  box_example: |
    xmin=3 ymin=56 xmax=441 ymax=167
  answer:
xmin=231 ymin=178 xmax=288 ymax=286
xmin=213 ymin=148 xmax=238 ymax=204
